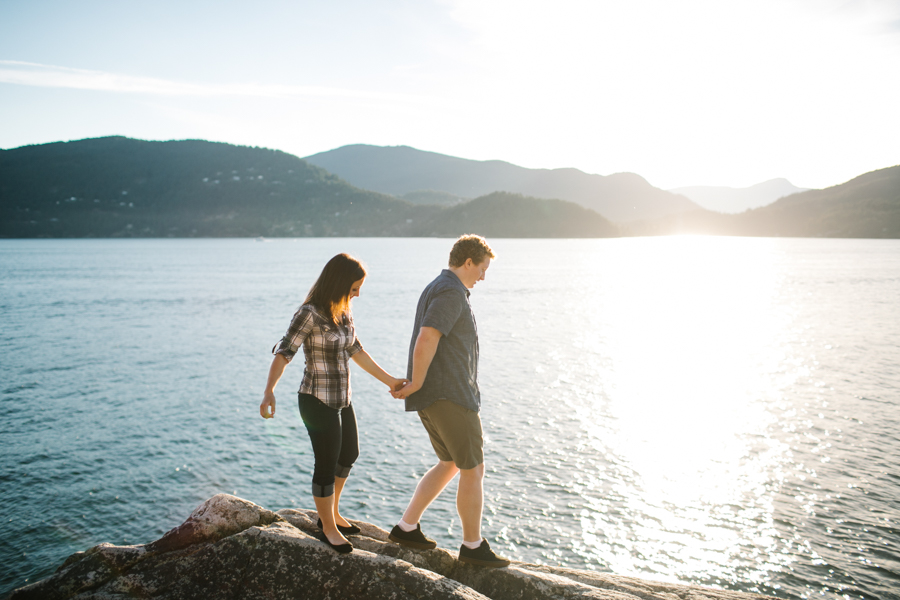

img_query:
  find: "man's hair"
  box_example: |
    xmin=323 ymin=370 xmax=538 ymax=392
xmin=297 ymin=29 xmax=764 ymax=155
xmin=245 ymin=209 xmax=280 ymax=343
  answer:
xmin=448 ymin=234 xmax=496 ymax=268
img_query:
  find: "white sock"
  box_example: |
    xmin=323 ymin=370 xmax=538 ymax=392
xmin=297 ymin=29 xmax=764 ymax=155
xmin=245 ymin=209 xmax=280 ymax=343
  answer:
xmin=462 ymin=539 xmax=482 ymax=549
xmin=397 ymin=519 xmax=416 ymax=532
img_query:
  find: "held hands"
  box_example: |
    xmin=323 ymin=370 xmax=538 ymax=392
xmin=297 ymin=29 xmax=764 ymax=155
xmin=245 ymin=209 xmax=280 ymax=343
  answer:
xmin=260 ymin=391 xmax=276 ymax=419
xmin=388 ymin=377 xmax=409 ymax=395
xmin=391 ymin=380 xmax=421 ymax=400
xmin=261 ymin=378 xmax=404 ymax=417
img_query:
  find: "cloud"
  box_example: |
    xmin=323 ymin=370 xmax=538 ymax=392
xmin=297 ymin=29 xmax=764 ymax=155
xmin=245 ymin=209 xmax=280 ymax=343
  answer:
xmin=0 ymin=60 xmax=431 ymax=104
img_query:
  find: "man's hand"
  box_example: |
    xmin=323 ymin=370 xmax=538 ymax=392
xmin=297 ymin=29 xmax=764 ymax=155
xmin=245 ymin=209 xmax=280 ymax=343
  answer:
xmin=389 ymin=377 xmax=409 ymax=393
xmin=260 ymin=391 xmax=276 ymax=419
xmin=391 ymin=381 xmax=422 ymax=400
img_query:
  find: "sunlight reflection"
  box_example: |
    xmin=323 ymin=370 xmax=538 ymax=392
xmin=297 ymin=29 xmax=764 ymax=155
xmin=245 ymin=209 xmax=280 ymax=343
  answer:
xmin=572 ymin=236 xmax=796 ymax=584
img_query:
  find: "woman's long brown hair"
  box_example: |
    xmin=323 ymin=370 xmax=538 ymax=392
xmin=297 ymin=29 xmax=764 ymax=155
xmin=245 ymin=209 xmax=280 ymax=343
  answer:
xmin=304 ymin=253 xmax=367 ymax=325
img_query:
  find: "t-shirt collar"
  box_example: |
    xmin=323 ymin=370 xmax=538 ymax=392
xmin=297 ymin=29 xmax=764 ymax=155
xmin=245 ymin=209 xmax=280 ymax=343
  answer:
xmin=441 ymin=269 xmax=470 ymax=297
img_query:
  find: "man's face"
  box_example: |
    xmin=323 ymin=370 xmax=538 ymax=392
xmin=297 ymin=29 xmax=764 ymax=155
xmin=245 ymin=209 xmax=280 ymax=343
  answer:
xmin=463 ymin=257 xmax=491 ymax=289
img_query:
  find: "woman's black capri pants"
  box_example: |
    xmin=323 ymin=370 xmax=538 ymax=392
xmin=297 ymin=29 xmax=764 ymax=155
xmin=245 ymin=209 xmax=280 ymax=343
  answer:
xmin=298 ymin=393 xmax=359 ymax=497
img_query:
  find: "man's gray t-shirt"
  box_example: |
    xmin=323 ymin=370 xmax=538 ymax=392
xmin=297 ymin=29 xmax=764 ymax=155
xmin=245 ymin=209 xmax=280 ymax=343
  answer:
xmin=405 ymin=269 xmax=480 ymax=413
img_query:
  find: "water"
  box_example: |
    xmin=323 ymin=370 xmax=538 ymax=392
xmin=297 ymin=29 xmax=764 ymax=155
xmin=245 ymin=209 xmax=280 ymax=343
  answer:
xmin=1 ymin=237 xmax=898 ymax=599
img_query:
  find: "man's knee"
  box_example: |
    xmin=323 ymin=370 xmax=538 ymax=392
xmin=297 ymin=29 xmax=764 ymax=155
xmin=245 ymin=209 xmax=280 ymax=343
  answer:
xmin=438 ymin=460 xmax=460 ymax=475
xmin=458 ymin=462 xmax=485 ymax=479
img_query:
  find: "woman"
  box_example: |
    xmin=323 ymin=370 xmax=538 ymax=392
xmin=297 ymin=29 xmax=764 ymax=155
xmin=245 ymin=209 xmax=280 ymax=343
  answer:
xmin=260 ymin=253 xmax=405 ymax=553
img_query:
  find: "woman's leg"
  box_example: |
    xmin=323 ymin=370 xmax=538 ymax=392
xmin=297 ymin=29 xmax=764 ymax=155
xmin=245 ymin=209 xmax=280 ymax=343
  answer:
xmin=333 ymin=476 xmax=350 ymax=527
xmin=333 ymin=404 xmax=360 ymax=527
xmin=312 ymin=495 xmax=345 ymax=543
xmin=298 ymin=394 xmax=348 ymax=545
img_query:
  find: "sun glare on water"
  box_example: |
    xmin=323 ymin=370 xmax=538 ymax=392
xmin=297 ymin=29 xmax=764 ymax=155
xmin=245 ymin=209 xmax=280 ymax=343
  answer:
xmin=552 ymin=236 xmax=798 ymax=585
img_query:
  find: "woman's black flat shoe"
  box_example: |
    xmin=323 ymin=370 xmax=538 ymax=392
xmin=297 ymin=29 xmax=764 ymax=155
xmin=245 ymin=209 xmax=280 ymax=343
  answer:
xmin=319 ymin=533 xmax=353 ymax=554
xmin=317 ymin=517 xmax=361 ymax=535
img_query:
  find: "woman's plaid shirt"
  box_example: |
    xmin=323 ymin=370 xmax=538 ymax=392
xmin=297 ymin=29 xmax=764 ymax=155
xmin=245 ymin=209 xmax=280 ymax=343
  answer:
xmin=273 ymin=303 xmax=364 ymax=409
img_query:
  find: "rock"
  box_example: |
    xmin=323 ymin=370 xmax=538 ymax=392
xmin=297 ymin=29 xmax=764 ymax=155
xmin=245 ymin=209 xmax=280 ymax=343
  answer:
xmin=9 ymin=494 xmax=776 ymax=600
xmin=146 ymin=493 xmax=282 ymax=553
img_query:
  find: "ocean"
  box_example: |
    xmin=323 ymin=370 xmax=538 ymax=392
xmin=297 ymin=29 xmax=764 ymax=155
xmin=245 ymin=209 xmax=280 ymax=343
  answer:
xmin=1 ymin=237 xmax=898 ymax=599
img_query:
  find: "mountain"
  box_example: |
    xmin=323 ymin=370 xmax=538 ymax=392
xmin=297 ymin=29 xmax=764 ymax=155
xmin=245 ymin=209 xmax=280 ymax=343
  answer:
xmin=669 ymin=178 xmax=809 ymax=213
xmin=629 ymin=165 xmax=900 ymax=238
xmin=0 ymin=136 xmax=422 ymax=238
xmin=303 ymin=144 xmax=699 ymax=222
xmin=736 ymin=166 xmax=900 ymax=237
xmin=400 ymin=189 xmax=465 ymax=206
xmin=0 ymin=137 xmax=616 ymax=238
xmin=3 ymin=137 xmax=894 ymax=239
xmin=415 ymin=192 xmax=618 ymax=238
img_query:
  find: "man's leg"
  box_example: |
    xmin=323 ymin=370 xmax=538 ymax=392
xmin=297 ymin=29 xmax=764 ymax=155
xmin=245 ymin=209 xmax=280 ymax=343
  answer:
xmin=457 ymin=462 xmax=484 ymax=543
xmin=391 ymin=460 xmax=455 ymax=549
xmin=401 ymin=460 xmax=459 ymax=525
xmin=456 ymin=461 xmax=509 ymax=567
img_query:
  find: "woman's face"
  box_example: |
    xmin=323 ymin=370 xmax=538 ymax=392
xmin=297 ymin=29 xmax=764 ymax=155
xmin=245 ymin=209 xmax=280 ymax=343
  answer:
xmin=349 ymin=277 xmax=365 ymax=300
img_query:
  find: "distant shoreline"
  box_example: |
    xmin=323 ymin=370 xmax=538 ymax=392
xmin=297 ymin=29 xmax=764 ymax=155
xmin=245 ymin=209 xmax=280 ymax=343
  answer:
xmin=3 ymin=137 xmax=898 ymax=239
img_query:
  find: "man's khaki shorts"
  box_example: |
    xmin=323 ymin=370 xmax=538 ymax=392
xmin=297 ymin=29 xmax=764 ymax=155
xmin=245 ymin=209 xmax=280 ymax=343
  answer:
xmin=418 ymin=400 xmax=484 ymax=470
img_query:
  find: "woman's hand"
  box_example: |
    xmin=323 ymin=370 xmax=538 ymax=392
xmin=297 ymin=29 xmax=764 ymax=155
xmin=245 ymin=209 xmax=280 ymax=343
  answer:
xmin=261 ymin=355 xmax=288 ymax=419
xmin=260 ymin=391 xmax=276 ymax=419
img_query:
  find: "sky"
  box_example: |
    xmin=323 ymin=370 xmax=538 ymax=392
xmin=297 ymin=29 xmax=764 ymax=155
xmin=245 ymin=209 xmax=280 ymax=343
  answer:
xmin=1 ymin=0 xmax=899 ymax=190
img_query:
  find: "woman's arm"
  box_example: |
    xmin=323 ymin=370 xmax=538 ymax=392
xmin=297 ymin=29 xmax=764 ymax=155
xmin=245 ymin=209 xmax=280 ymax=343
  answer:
xmin=260 ymin=354 xmax=290 ymax=418
xmin=351 ymin=350 xmax=407 ymax=391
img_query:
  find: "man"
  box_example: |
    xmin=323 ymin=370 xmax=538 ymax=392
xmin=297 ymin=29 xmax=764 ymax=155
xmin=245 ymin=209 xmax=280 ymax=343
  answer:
xmin=389 ymin=234 xmax=510 ymax=568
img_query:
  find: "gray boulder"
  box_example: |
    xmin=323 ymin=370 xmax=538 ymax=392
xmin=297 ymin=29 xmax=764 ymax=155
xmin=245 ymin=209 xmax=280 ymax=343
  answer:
xmin=9 ymin=494 xmax=775 ymax=600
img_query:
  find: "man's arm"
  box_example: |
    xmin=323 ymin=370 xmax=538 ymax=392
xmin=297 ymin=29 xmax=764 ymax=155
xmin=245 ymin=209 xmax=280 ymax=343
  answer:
xmin=392 ymin=326 xmax=442 ymax=399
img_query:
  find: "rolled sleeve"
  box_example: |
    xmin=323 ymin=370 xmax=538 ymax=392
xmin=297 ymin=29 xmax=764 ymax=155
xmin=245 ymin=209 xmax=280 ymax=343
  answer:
xmin=421 ymin=289 xmax=464 ymax=336
xmin=273 ymin=306 xmax=314 ymax=362
xmin=348 ymin=337 xmax=364 ymax=357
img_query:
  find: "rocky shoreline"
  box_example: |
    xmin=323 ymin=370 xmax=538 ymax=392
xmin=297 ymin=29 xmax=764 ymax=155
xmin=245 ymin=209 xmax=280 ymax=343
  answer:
xmin=9 ymin=494 xmax=776 ymax=600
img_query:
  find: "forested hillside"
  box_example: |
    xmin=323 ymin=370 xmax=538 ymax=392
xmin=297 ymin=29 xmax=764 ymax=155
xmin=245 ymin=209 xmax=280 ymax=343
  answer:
xmin=629 ymin=165 xmax=900 ymax=238
xmin=304 ymin=144 xmax=698 ymax=222
xmin=0 ymin=137 xmax=618 ymax=239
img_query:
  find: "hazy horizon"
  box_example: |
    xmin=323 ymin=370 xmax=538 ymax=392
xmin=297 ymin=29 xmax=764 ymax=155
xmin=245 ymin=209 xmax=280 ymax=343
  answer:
xmin=2 ymin=134 xmax=887 ymax=195
xmin=2 ymin=0 xmax=899 ymax=191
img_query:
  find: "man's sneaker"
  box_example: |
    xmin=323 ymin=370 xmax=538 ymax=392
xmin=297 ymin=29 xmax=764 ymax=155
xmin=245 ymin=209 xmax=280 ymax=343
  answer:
xmin=458 ymin=538 xmax=510 ymax=568
xmin=388 ymin=523 xmax=437 ymax=549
